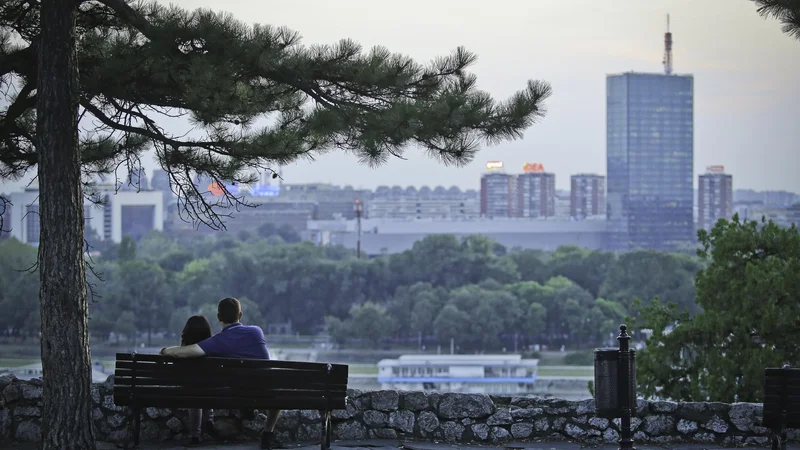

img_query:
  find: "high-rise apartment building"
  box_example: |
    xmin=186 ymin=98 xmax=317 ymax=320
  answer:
xmin=606 ymin=72 xmax=694 ymax=250
xmin=571 ymin=174 xmax=606 ymax=218
xmin=516 ymin=172 xmax=556 ymax=218
xmin=697 ymin=167 xmax=733 ymax=231
xmin=480 ymin=172 xmax=515 ymax=218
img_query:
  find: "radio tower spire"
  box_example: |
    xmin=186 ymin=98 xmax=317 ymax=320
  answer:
xmin=663 ymin=14 xmax=673 ymax=75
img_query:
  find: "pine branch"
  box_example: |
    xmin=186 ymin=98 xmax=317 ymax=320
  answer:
xmin=752 ymin=0 xmax=800 ymax=40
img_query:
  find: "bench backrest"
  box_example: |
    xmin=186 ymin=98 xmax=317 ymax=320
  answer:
xmin=113 ymin=353 xmax=348 ymax=411
xmin=763 ymin=367 xmax=800 ymax=429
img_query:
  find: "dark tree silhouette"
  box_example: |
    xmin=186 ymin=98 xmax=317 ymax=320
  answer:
xmin=752 ymin=0 xmax=800 ymax=40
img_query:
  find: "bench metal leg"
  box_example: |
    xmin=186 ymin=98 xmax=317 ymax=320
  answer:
xmin=320 ymin=410 xmax=331 ymax=450
xmin=771 ymin=428 xmax=787 ymax=450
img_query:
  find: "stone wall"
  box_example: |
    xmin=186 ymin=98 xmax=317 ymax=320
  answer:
xmin=1 ymin=374 xmax=797 ymax=446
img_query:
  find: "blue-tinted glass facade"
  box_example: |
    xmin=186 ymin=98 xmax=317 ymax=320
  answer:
xmin=606 ymin=72 xmax=694 ymax=250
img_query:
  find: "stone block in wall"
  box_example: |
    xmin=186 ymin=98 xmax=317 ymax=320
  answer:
xmin=438 ymin=393 xmax=494 ymax=419
xmin=510 ymin=422 xmax=533 ymax=439
xmin=331 ymin=402 xmax=357 ymax=420
xmin=471 ymin=423 xmax=489 ymax=440
xmin=642 ymin=415 xmax=675 ymax=436
xmin=441 ymin=421 xmax=465 ymax=443
xmin=677 ymin=418 xmax=698 ymax=434
xmin=651 ymin=400 xmax=678 ymax=413
xmin=299 ymin=409 xmax=320 ymax=423
xmin=371 ymin=390 xmax=399 ymax=411
xmin=362 ymin=410 xmax=388 ymax=428
xmin=486 ymin=409 xmax=512 ymax=425
xmin=0 ymin=374 xmax=16 ymax=392
xmin=489 ymin=426 xmax=510 ymax=444
xmin=277 ymin=410 xmax=299 ymax=431
xmin=0 ymin=408 xmax=9 ymax=439
xmin=334 ymin=420 xmax=367 ymax=440
xmin=729 ymin=402 xmax=762 ymax=432
xmin=14 ymin=421 xmax=41 ymax=442
xmin=400 ymin=391 xmax=428 ymax=411
xmin=417 ymin=410 xmax=439 ymax=435
xmin=347 ymin=389 xmax=371 ymax=410
xmin=3 ymin=383 xmax=22 ymax=403
xmin=511 ymin=406 xmax=543 ymax=420
xmin=702 ymin=415 xmax=729 ymax=434
xmin=388 ymin=410 xmax=414 ymax=434
xmin=575 ymin=398 xmax=595 ymax=415
xmin=369 ymin=428 xmax=397 ymax=439
xmin=297 ymin=422 xmax=323 ymax=441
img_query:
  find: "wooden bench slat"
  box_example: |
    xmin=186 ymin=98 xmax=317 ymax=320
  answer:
xmin=115 ymin=361 xmax=348 ymax=382
xmin=112 ymin=376 xmax=347 ymax=392
xmin=115 ymin=359 xmax=348 ymax=373
xmin=114 ymin=386 xmax=346 ymax=398
xmin=115 ymin=353 xmax=348 ymax=372
xmin=114 ymin=371 xmax=347 ymax=389
xmin=113 ymin=394 xmax=345 ymax=411
xmin=113 ymin=366 xmax=345 ymax=381
xmin=764 ymin=368 xmax=800 ymax=379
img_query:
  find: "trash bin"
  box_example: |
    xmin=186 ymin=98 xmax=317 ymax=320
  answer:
xmin=594 ymin=347 xmax=637 ymax=418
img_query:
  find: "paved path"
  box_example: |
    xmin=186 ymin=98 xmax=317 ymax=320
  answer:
xmin=1 ymin=441 xmax=797 ymax=450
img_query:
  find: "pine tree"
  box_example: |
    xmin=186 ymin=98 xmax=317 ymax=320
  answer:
xmin=752 ymin=0 xmax=800 ymax=40
xmin=0 ymin=1 xmax=551 ymax=447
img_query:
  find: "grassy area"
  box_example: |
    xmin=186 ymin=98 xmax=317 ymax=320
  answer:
xmin=348 ymin=364 xmax=379 ymax=375
xmin=537 ymin=366 xmax=593 ymax=377
xmin=0 ymin=358 xmax=39 ymax=368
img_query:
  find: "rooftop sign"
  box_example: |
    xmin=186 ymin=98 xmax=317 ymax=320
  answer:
xmin=523 ymin=162 xmax=545 ymax=173
xmin=486 ymin=160 xmax=504 ymax=171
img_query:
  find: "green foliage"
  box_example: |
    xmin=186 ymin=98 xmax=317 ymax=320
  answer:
xmin=1 ymin=230 xmax=708 ymax=351
xmin=564 ymin=350 xmax=594 ymax=366
xmin=600 ymin=250 xmax=701 ymax=314
xmin=633 ymin=215 xmax=800 ymax=402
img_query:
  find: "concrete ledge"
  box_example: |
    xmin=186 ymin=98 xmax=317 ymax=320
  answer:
xmin=1 ymin=375 xmax=797 ymax=447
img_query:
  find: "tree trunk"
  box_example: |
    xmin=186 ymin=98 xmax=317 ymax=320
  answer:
xmin=36 ymin=0 xmax=96 ymax=448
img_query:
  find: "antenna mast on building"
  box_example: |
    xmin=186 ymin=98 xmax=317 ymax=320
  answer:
xmin=663 ymin=14 xmax=673 ymax=75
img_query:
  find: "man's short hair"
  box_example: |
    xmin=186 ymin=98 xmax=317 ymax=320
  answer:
xmin=218 ymin=297 xmax=241 ymax=324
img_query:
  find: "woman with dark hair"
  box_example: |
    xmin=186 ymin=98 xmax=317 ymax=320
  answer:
xmin=181 ymin=315 xmax=213 ymax=347
xmin=180 ymin=316 xmax=217 ymax=446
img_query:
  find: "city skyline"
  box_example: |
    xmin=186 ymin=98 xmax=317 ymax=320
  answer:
xmin=1 ymin=0 xmax=798 ymax=195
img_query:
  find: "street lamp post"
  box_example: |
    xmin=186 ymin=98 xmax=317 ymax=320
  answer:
xmin=354 ymin=199 xmax=362 ymax=258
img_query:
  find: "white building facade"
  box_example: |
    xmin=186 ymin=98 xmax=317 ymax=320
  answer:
xmin=8 ymin=186 xmax=163 ymax=245
xmin=377 ymin=354 xmax=539 ymax=395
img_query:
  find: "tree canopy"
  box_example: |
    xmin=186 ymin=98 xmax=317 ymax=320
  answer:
xmin=752 ymin=0 xmax=800 ymax=40
xmin=1 ymin=232 xmax=708 ymax=352
xmin=1 ymin=0 xmax=551 ymax=227
xmin=633 ymin=215 xmax=800 ymax=402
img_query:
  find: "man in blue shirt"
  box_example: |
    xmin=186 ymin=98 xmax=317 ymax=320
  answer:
xmin=161 ymin=297 xmax=283 ymax=449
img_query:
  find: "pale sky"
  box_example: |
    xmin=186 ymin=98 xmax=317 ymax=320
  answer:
xmin=4 ymin=0 xmax=799 ymax=193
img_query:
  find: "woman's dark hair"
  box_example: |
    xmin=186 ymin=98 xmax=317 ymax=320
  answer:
xmin=181 ymin=315 xmax=212 ymax=346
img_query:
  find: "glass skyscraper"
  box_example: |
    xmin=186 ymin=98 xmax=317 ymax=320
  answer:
xmin=606 ymin=72 xmax=694 ymax=250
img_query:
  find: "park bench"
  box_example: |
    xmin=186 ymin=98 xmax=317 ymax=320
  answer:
xmin=763 ymin=365 xmax=800 ymax=450
xmin=113 ymin=353 xmax=348 ymax=450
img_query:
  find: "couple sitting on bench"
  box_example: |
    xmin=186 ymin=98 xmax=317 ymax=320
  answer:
xmin=159 ymin=297 xmax=283 ymax=449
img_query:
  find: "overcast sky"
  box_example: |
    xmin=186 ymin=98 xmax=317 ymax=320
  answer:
xmin=4 ymin=0 xmax=799 ymax=193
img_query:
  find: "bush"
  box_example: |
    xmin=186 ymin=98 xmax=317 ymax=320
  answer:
xmin=563 ymin=350 xmax=593 ymax=365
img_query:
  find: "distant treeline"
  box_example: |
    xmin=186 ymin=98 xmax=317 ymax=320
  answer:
xmin=0 ymin=224 xmax=705 ymax=351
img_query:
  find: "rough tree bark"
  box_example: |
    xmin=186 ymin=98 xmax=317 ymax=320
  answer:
xmin=36 ymin=0 xmax=96 ymax=448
